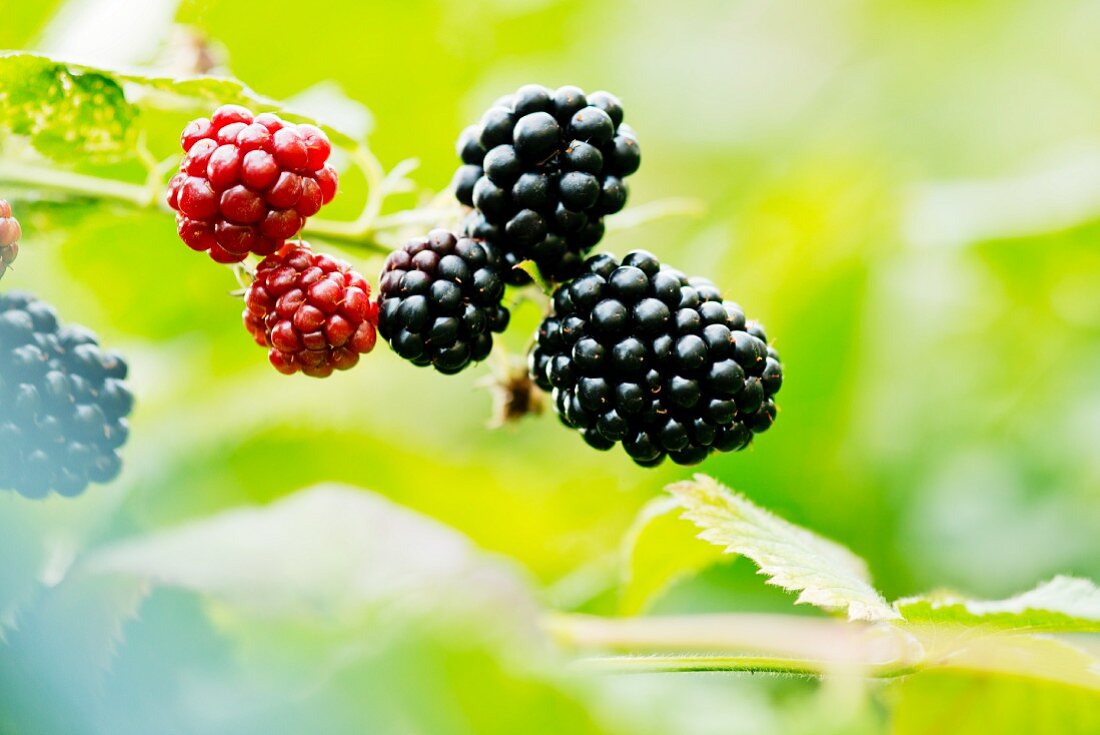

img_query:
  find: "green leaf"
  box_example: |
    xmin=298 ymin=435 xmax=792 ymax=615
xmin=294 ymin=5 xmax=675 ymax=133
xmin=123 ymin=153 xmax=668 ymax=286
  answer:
xmin=903 ymin=621 xmax=1100 ymax=691
xmin=0 ymin=571 xmax=147 ymax=693
xmin=0 ymin=52 xmax=362 ymax=163
xmin=896 ymin=576 xmax=1100 ymax=632
xmin=123 ymin=73 xmax=278 ymax=110
xmin=619 ymin=497 xmax=724 ymax=615
xmin=668 ymin=474 xmax=897 ymax=621
xmin=116 ymin=71 xmax=361 ymax=149
xmin=891 ymin=671 xmax=1100 ymax=735
xmin=513 ymin=259 xmax=556 ymax=296
xmin=88 ymin=484 xmax=538 ymax=628
xmin=0 ymin=53 xmax=137 ymax=162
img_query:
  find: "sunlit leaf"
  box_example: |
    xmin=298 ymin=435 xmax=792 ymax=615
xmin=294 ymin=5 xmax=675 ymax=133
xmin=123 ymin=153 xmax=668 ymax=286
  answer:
xmin=668 ymin=475 xmax=897 ymax=621
xmin=896 ymin=576 xmax=1100 ymax=632
xmin=0 ymin=53 xmax=137 ymax=162
xmin=619 ymin=497 xmax=724 ymax=615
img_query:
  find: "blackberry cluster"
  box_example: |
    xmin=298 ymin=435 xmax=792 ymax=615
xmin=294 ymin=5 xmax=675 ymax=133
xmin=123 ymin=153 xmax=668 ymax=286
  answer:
xmin=0 ymin=200 xmax=21 ymax=281
xmin=244 ymin=243 xmax=379 ymax=378
xmin=454 ymin=84 xmax=641 ymax=285
xmin=528 ymin=251 xmax=782 ymax=466
xmin=167 ymin=104 xmax=338 ymax=263
xmin=377 ymin=229 xmax=509 ymax=374
xmin=0 ymin=292 xmax=133 ymax=498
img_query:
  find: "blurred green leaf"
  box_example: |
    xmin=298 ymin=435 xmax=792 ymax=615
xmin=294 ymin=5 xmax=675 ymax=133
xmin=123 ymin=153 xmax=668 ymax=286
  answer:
xmin=0 ymin=54 xmax=137 ymax=162
xmin=668 ymin=475 xmax=897 ymax=622
xmin=891 ymin=671 xmax=1100 ymax=735
xmin=89 ymin=484 xmax=539 ymax=628
xmin=903 ymin=625 xmax=1100 ymax=692
xmin=897 ymin=576 xmax=1100 ymax=632
xmin=619 ymin=497 xmax=723 ymax=615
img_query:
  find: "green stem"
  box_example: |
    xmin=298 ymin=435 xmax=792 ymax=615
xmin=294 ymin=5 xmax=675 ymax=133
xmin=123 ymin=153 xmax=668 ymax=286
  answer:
xmin=574 ymin=655 xmax=833 ymax=676
xmin=0 ymin=158 xmax=395 ymax=256
xmin=574 ymin=654 xmax=917 ymax=678
xmin=0 ymin=160 xmax=153 ymax=207
xmin=547 ymin=613 xmax=925 ymax=678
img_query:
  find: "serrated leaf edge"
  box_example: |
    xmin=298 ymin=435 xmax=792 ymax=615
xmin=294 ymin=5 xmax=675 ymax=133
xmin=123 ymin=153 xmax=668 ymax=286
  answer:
xmin=669 ymin=474 xmax=899 ymax=622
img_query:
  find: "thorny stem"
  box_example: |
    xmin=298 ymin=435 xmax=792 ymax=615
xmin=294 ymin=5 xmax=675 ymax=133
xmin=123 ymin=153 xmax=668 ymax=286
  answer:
xmin=574 ymin=655 xmax=839 ymax=676
xmin=547 ymin=613 xmax=925 ymax=679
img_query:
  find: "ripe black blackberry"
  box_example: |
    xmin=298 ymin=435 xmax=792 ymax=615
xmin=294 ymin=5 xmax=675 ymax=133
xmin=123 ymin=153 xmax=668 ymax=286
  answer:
xmin=528 ymin=251 xmax=782 ymax=466
xmin=377 ymin=229 xmax=510 ymax=374
xmin=453 ymin=84 xmax=641 ymax=285
xmin=0 ymin=292 xmax=133 ymax=498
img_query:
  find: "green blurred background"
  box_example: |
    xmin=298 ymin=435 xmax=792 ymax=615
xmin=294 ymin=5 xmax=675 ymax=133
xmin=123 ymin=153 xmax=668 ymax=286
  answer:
xmin=1 ymin=0 xmax=1099 ymax=732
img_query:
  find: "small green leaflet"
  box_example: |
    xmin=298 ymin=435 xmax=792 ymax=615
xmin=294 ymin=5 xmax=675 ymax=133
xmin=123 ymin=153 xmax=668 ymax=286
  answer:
xmin=0 ymin=52 xmax=361 ymax=164
xmin=513 ymin=259 xmax=555 ymax=296
xmin=0 ymin=54 xmax=137 ymax=162
xmin=668 ymin=474 xmax=898 ymax=622
xmin=619 ymin=497 xmax=724 ymax=615
xmin=895 ymin=576 xmax=1100 ymax=632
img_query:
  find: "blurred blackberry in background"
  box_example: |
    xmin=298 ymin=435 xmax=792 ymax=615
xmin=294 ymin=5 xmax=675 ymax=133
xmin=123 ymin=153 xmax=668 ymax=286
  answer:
xmin=378 ymin=230 xmax=510 ymax=374
xmin=0 ymin=292 xmax=133 ymax=498
xmin=528 ymin=251 xmax=782 ymax=466
xmin=454 ymin=84 xmax=641 ymax=285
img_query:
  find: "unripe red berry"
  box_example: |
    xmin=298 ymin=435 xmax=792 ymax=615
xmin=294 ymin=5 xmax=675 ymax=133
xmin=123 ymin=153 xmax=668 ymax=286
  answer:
xmin=211 ymin=104 xmax=252 ymax=128
xmin=178 ymin=177 xmax=218 ymax=219
xmin=316 ymin=165 xmax=338 ymax=204
xmin=243 ymin=242 xmax=378 ymax=377
xmin=206 ymin=144 xmax=241 ymax=190
xmin=272 ymin=128 xmax=309 ymax=172
xmin=168 ymin=105 xmax=340 ymax=262
xmin=216 ymin=121 xmax=247 ymax=145
xmin=0 ymin=199 xmax=21 ymax=280
xmin=181 ymin=118 xmax=212 ymax=150
xmin=296 ymin=178 xmax=323 ymax=217
xmin=266 ymin=171 xmax=303 ymax=208
xmin=219 ymin=185 xmax=265 ymax=224
xmin=260 ymin=209 xmax=304 ymax=240
xmin=237 ymin=123 xmax=272 ymax=153
xmin=241 ymin=150 xmax=279 ymax=190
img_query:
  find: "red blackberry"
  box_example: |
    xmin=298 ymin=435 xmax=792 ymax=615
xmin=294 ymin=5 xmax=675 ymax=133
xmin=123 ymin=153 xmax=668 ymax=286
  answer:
xmin=243 ymin=243 xmax=379 ymax=377
xmin=528 ymin=251 xmax=782 ymax=466
xmin=453 ymin=85 xmax=641 ymax=285
xmin=167 ymin=105 xmax=339 ymax=263
xmin=0 ymin=200 xmax=22 ymax=281
xmin=0 ymin=291 xmax=134 ymax=498
xmin=377 ymin=230 xmax=510 ymax=374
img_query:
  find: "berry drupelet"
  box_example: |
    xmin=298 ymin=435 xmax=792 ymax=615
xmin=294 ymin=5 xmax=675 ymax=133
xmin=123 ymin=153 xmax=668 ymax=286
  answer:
xmin=167 ymin=105 xmax=339 ymax=263
xmin=0 ymin=200 xmax=21 ymax=280
xmin=528 ymin=250 xmax=782 ymax=466
xmin=377 ymin=229 xmax=510 ymax=374
xmin=453 ymin=84 xmax=641 ymax=285
xmin=0 ymin=292 xmax=134 ymax=498
xmin=244 ymin=243 xmax=379 ymax=378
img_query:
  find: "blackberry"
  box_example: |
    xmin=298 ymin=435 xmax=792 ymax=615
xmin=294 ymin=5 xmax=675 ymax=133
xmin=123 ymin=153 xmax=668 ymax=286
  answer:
xmin=528 ymin=251 xmax=782 ymax=466
xmin=0 ymin=292 xmax=133 ymax=498
xmin=243 ymin=243 xmax=379 ymax=378
xmin=167 ymin=105 xmax=339 ymax=263
xmin=453 ymin=85 xmax=641 ymax=285
xmin=0 ymin=200 xmax=21 ymax=281
xmin=377 ymin=229 xmax=510 ymax=374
